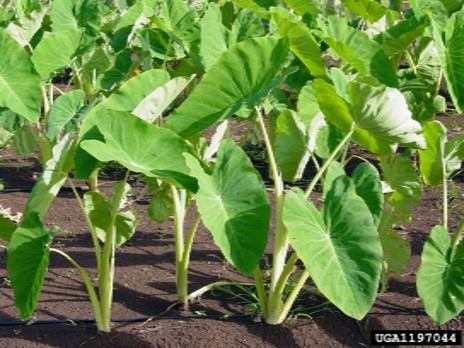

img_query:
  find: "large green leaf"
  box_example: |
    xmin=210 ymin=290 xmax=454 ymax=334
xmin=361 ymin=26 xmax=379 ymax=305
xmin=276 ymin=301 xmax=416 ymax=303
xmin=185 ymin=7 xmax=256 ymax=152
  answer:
xmin=200 ymin=3 xmax=229 ymax=70
xmin=341 ymin=0 xmax=388 ymax=22
xmin=51 ymin=0 xmax=102 ymax=38
xmin=98 ymin=48 xmax=134 ymax=91
xmin=417 ymin=225 xmax=464 ymax=324
xmin=132 ymin=76 xmax=194 ymax=123
xmin=445 ymin=134 xmax=464 ymax=176
xmin=7 ymin=213 xmax=51 ymax=319
xmin=31 ymin=28 xmax=82 ymax=80
xmin=6 ymin=7 xmax=47 ymax=47
xmin=313 ymin=79 xmax=396 ymax=154
xmin=351 ymin=162 xmax=383 ymax=226
xmin=374 ymin=16 xmax=428 ymax=56
xmin=273 ymin=109 xmax=311 ymax=182
xmin=229 ymin=9 xmax=265 ymax=46
xmin=50 ymin=0 xmax=78 ymax=32
xmin=323 ymin=161 xmax=345 ymax=197
xmin=284 ymin=179 xmax=382 ymax=320
xmin=232 ymin=0 xmax=270 ymax=19
xmin=378 ymin=208 xmax=411 ymax=277
xmin=380 ymin=155 xmax=422 ymax=220
xmin=319 ymin=16 xmax=398 ymax=87
xmin=271 ymin=7 xmax=327 ymax=78
xmin=409 ymin=0 xmax=449 ymax=28
xmin=0 ymin=29 xmax=41 ymax=122
xmin=80 ymin=111 xmax=198 ymax=191
xmin=147 ymin=184 xmax=174 ymax=223
xmin=185 ymin=140 xmax=270 ymax=275
xmin=432 ymin=9 xmax=464 ymax=113
xmin=99 ymin=69 xmax=170 ymax=112
xmin=46 ymin=90 xmax=87 ymax=142
xmin=12 ymin=126 xmax=37 ymax=155
xmin=419 ymin=121 xmax=447 ymax=186
xmin=348 ymin=81 xmax=425 ymax=149
xmin=24 ymin=135 xmax=75 ymax=219
xmin=167 ymin=36 xmax=289 ymax=137
xmin=284 ymin=0 xmax=319 ymax=16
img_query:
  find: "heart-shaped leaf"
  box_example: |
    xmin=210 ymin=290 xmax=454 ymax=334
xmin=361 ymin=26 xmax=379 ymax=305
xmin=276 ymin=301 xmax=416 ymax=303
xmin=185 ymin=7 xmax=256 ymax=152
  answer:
xmin=0 ymin=29 xmax=41 ymax=122
xmin=417 ymin=225 xmax=464 ymax=324
xmin=284 ymin=178 xmax=382 ymax=320
xmin=80 ymin=111 xmax=198 ymax=191
xmin=167 ymin=36 xmax=289 ymax=137
xmin=185 ymin=139 xmax=270 ymax=275
xmin=31 ymin=28 xmax=82 ymax=80
xmin=7 ymin=213 xmax=51 ymax=319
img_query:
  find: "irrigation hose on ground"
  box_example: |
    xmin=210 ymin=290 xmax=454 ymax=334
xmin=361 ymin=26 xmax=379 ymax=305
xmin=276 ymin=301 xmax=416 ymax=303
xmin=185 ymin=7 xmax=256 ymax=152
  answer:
xmin=0 ymin=314 xmax=252 ymax=326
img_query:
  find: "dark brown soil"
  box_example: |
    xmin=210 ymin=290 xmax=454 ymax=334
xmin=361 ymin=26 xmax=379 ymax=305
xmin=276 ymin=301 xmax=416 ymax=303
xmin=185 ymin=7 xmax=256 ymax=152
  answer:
xmin=0 ymin=146 xmax=463 ymax=347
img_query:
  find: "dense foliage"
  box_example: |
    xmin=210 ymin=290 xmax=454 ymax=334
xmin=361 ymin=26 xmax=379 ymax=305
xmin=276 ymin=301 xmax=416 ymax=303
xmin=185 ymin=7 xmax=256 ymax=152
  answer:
xmin=0 ymin=0 xmax=463 ymax=332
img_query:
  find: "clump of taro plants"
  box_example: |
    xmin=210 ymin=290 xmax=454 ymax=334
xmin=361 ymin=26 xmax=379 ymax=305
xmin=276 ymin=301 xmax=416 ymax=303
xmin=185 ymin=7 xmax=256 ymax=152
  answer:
xmin=1 ymin=0 xmax=464 ymax=332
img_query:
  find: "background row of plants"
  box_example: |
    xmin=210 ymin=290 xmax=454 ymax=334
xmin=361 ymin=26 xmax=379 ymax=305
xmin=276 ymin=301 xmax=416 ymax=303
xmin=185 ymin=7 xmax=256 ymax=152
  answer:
xmin=0 ymin=0 xmax=463 ymax=333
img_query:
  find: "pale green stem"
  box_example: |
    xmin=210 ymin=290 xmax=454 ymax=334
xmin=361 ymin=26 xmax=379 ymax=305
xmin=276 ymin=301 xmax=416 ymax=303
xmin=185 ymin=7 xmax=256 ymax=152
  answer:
xmin=271 ymin=252 xmax=299 ymax=303
xmin=50 ymin=248 xmax=104 ymax=330
xmin=99 ymin=171 xmax=129 ymax=332
xmin=88 ymin=168 xmax=99 ymax=192
xmin=187 ymin=281 xmax=231 ymax=302
xmin=253 ymin=266 xmax=268 ymax=318
xmin=170 ymin=185 xmax=188 ymax=304
xmin=435 ymin=68 xmax=443 ymax=97
xmin=48 ymin=81 xmax=54 ymax=107
xmin=451 ymin=221 xmax=464 ymax=249
xmin=310 ymin=154 xmax=321 ymax=172
xmin=255 ymin=107 xmax=286 ymax=293
xmin=275 ymin=271 xmax=310 ymax=324
xmin=266 ymin=252 xmax=300 ymax=322
xmin=177 ymin=213 xmax=201 ymax=307
xmin=256 ymin=106 xmax=290 ymax=324
xmin=180 ymin=214 xmax=201 ymax=276
xmin=67 ymin=178 xmax=101 ymax=269
xmin=42 ymin=85 xmax=50 ymax=115
xmin=443 ymin=168 xmax=448 ymax=231
xmin=305 ymin=126 xmax=355 ymax=199
xmin=404 ymin=51 xmax=417 ymax=75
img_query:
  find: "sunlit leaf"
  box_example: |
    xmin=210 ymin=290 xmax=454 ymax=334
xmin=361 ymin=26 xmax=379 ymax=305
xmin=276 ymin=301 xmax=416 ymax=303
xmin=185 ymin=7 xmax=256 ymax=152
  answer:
xmin=342 ymin=0 xmax=388 ymax=22
xmin=167 ymin=36 xmax=289 ymax=137
xmin=319 ymin=16 xmax=398 ymax=87
xmin=185 ymin=140 xmax=270 ymax=275
xmin=417 ymin=225 xmax=464 ymax=325
xmin=274 ymin=109 xmax=311 ymax=182
xmin=432 ymin=9 xmax=464 ymax=112
xmin=46 ymin=90 xmax=87 ymax=142
xmin=284 ymin=180 xmax=382 ymax=320
xmin=31 ymin=28 xmax=82 ymax=80
xmin=132 ymin=76 xmax=194 ymax=123
xmin=352 ymin=162 xmax=383 ymax=226
xmin=271 ymin=7 xmax=327 ymax=78
xmin=200 ymin=3 xmax=229 ymax=70
xmin=0 ymin=29 xmax=41 ymax=122
xmin=7 ymin=213 xmax=51 ymax=319
xmin=380 ymin=155 xmax=422 ymax=220
xmin=80 ymin=111 xmax=198 ymax=191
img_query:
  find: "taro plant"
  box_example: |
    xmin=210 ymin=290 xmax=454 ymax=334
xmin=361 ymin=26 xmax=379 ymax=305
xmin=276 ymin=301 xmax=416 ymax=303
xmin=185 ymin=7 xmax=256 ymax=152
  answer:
xmin=416 ymin=120 xmax=464 ymax=324
xmin=0 ymin=134 xmax=140 ymax=332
